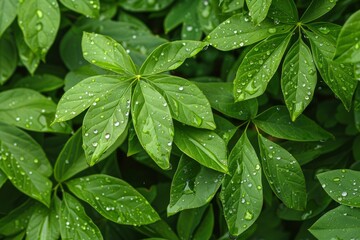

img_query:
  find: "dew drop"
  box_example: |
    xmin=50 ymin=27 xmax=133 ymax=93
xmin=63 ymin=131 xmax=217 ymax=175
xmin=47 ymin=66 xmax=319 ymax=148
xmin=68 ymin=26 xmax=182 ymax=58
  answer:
xmin=105 ymin=133 xmax=110 ymax=140
xmin=244 ymin=210 xmax=253 ymax=220
xmin=268 ymin=28 xmax=277 ymax=34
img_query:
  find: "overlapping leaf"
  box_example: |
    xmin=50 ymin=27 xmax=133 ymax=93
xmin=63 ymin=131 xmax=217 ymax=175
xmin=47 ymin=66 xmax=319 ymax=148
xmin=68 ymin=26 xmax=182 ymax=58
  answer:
xmin=60 ymin=0 xmax=100 ymax=18
xmin=0 ymin=0 xmax=17 ymax=37
xmin=0 ymin=34 xmax=17 ymax=84
xmin=267 ymin=0 xmax=298 ymax=23
xmin=246 ymin=0 xmax=272 ymax=25
xmin=119 ymin=0 xmax=174 ymax=12
xmin=300 ymin=0 xmax=337 ymax=23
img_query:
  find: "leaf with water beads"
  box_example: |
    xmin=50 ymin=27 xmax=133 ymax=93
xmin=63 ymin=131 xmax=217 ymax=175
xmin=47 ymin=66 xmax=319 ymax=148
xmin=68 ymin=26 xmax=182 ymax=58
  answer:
xmin=221 ymin=131 xmax=263 ymax=236
xmin=234 ymin=33 xmax=292 ymax=102
xmin=59 ymin=0 xmax=100 ymax=18
xmin=246 ymin=0 xmax=272 ymax=25
xmin=267 ymin=0 xmax=298 ymax=24
xmin=300 ymin=0 xmax=337 ymax=23
xmin=66 ymin=174 xmax=160 ymax=225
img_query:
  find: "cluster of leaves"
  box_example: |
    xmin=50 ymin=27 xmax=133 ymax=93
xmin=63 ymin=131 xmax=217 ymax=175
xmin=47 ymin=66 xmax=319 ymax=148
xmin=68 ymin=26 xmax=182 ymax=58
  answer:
xmin=0 ymin=0 xmax=360 ymax=239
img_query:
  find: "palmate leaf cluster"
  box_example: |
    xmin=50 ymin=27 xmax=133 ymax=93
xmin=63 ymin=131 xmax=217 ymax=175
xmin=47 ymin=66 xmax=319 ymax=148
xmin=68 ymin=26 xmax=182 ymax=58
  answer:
xmin=0 ymin=0 xmax=360 ymax=239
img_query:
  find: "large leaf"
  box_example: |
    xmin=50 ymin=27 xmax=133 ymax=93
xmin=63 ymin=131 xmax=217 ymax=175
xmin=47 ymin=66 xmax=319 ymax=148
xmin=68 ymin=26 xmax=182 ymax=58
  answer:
xmin=118 ymin=0 xmax=174 ymax=12
xmin=66 ymin=174 xmax=160 ymax=225
xmin=173 ymin=124 xmax=228 ymax=173
xmin=267 ymin=0 xmax=298 ymax=23
xmin=317 ymin=169 xmax=360 ymax=207
xmin=253 ymin=106 xmax=332 ymax=141
xmin=258 ymin=134 xmax=307 ymax=210
xmin=205 ymin=13 xmax=292 ymax=51
xmin=0 ymin=34 xmax=17 ymax=85
xmin=131 ymin=80 xmax=174 ymax=170
xmin=148 ymin=75 xmax=215 ymax=129
xmin=59 ymin=0 xmax=99 ymax=18
xmin=246 ymin=0 xmax=272 ymax=25
xmin=281 ymin=38 xmax=317 ymax=121
xmin=234 ymin=33 xmax=292 ymax=101
xmin=221 ymin=131 xmax=263 ymax=236
xmin=140 ymin=40 xmax=206 ymax=75
xmin=17 ymin=0 xmax=60 ymax=58
xmin=168 ymin=155 xmax=224 ymax=215
xmin=0 ymin=0 xmax=17 ymax=37
xmin=82 ymin=32 xmax=136 ymax=75
xmin=300 ymin=0 xmax=336 ymax=23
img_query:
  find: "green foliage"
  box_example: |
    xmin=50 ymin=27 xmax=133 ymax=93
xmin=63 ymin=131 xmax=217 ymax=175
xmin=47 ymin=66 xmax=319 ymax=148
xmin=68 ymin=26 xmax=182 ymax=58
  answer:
xmin=0 ymin=0 xmax=359 ymax=239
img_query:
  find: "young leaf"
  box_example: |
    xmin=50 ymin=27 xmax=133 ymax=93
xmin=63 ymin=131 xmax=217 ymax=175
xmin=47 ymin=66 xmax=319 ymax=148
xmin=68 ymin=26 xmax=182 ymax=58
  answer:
xmin=131 ymin=80 xmax=174 ymax=170
xmin=17 ymin=0 xmax=60 ymax=58
xmin=60 ymin=192 xmax=103 ymax=240
xmin=148 ymin=75 xmax=215 ymax=129
xmin=0 ymin=34 xmax=17 ymax=84
xmin=59 ymin=0 xmax=100 ymax=18
xmin=82 ymin=32 xmax=137 ymax=75
xmin=253 ymin=106 xmax=332 ymax=141
xmin=300 ymin=0 xmax=336 ymax=23
xmin=281 ymin=38 xmax=317 ymax=121
xmin=258 ymin=134 xmax=307 ymax=210
xmin=205 ymin=13 xmax=293 ymax=51
xmin=140 ymin=40 xmax=206 ymax=75
xmin=234 ymin=33 xmax=292 ymax=101
xmin=246 ymin=0 xmax=272 ymax=25
xmin=118 ymin=0 xmax=174 ymax=12
xmin=267 ymin=0 xmax=298 ymax=23
xmin=309 ymin=205 xmax=360 ymax=240
xmin=317 ymin=169 xmax=360 ymax=207
xmin=173 ymin=124 xmax=228 ymax=173
xmin=221 ymin=131 xmax=263 ymax=236
xmin=0 ymin=0 xmax=17 ymax=37
xmin=167 ymin=155 xmax=224 ymax=215
xmin=66 ymin=174 xmax=160 ymax=225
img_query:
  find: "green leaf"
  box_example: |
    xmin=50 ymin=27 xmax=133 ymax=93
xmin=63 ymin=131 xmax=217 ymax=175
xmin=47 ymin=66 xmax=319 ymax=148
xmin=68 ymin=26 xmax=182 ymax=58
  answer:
xmin=258 ymin=134 xmax=307 ymax=210
xmin=60 ymin=192 xmax=103 ymax=240
xmin=0 ymin=169 xmax=6 ymax=188
xmin=140 ymin=41 xmax=206 ymax=75
xmin=17 ymin=0 xmax=60 ymax=58
xmin=197 ymin=0 xmax=222 ymax=34
xmin=193 ymin=205 xmax=214 ymax=240
xmin=118 ymin=0 xmax=174 ymax=12
xmin=66 ymin=174 xmax=160 ymax=225
xmin=82 ymin=32 xmax=137 ymax=75
xmin=317 ymin=169 xmax=360 ymax=207
xmin=164 ymin=0 xmax=194 ymax=33
xmin=219 ymin=0 xmax=244 ymax=13
xmin=0 ymin=123 xmax=52 ymax=207
xmin=281 ymin=39 xmax=317 ymax=121
xmin=177 ymin=206 xmax=208 ymax=240
xmin=205 ymin=13 xmax=293 ymax=51
xmin=148 ymin=75 xmax=215 ymax=129
xmin=0 ymin=88 xmax=71 ymax=133
xmin=334 ymin=10 xmax=360 ymax=63
xmin=60 ymin=0 xmax=99 ymax=18
xmin=213 ymin=115 xmax=238 ymax=145
xmin=234 ymin=33 xmax=292 ymax=101
xmin=167 ymin=155 xmax=223 ymax=215
xmin=267 ymin=0 xmax=298 ymax=23
xmin=12 ymin=74 xmax=63 ymax=92
xmin=0 ymin=33 xmax=17 ymax=85
xmin=309 ymin=205 xmax=360 ymax=239
xmin=300 ymin=0 xmax=336 ymax=23
xmin=131 ymin=80 xmax=174 ymax=170
xmin=221 ymin=131 xmax=263 ymax=236
xmin=173 ymin=124 xmax=228 ymax=173
xmin=253 ymin=106 xmax=332 ymax=141
xmin=0 ymin=0 xmax=17 ymax=37
xmin=246 ymin=0 xmax=272 ymax=25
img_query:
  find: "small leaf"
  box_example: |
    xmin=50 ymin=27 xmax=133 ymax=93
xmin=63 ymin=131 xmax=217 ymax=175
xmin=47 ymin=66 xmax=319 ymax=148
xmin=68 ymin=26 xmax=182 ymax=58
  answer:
xmin=234 ymin=33 xmax=292 ymax=101
xmin=0 ymin=33 xmax=17 ymax=85
xmin=0 ymin=0 xmax=17 ymax=37
xmin=267 ymin=0 xmax=298 ymax=23
xmin=300 ymin=0 xmax=336 ymax=23
xmin=118 ymin=0 xmax=174 ymax=12
xmin=174 ymin=124 xmax=228 ymax=173
xmin=60 ymin=0 xmax=99 ymax=18
xmin=246 ymin=0 xmax=272 ymax=25
xmin=131 ymin=81 xmax=174 ymax=170
xmin=253 ymin=106 xmax=333 ymax=141
xmin=60 ymin=192 xmax=103 ymax=240
xmin=66 ymin=174 xmax=160 ymax=225
xmin=221 ymin=131 xmax=263 ymax=236
xmin=317 ymin=169 xmax=360 ymax=207
xmin=258 ymin=134 xmax=307 ymax=210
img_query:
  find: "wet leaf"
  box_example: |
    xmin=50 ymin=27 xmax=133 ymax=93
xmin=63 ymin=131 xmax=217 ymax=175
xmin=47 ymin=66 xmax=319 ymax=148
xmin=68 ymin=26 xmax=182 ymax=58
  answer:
xmin=246 ymin=0 xmax=272 ymax=25
xmin=0 ymin=0 xmax=17 ymax=37
xmin=119 ymin=0 xmax=174 ymax=12
xmin=300 ymin=0 xmax=336 ymax=23
xmin=59 ymin=0 xmax=99 ymax=18
xmin=12 ymin=74 xmax=64 ymax=92
xmin=0 ymin=33 xmax=17 ymax=85
xmin=267 ymin=0 xmax=298 ymax=23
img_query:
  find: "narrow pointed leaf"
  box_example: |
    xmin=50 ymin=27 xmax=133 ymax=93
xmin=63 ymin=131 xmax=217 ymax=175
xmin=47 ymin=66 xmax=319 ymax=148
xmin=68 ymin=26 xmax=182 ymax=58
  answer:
xmin=221 ymin=131 xmax=263 ymax=236
xmin=59 ymin=0 xmax=100 ymax=18
xmin=234 ymin=33 xmax=292 ymax=101
xmin=267 ymin=0 xmax=298 ymax=23
xmin=0 ymin=34 xmax=17 ymax=84
xmin=246 ymin=0 xmax=272 ymax=25
xmin=300 ymin=0 xmax=336 ymax=23
xmin=0 ymin=0 xmax=17 ymax=37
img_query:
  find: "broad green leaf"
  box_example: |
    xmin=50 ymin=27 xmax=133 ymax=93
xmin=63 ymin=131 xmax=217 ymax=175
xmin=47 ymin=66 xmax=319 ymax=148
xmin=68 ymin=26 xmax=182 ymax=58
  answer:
xmin=12 ymin=74 xmax=64 ymax=92
xmin=66 ymin=174 xmax=160 ymax=225
xmin=196 ymin=82 xmax=258 ymax=120
xmin=253 ymin=106 xmax=333 ymax=141
xmin=300 ymin=0 xmax=336 ymax=23
xmin=193 ymin=205 xmax=214 ymax=240
xmin=205 ymin=13 xmax=293 ymax=51
xmin=0 ymin=169 xmax=6 ymax=188
xmin=0 ymin=0 xmax=17 ymax=37
xmin=60 ymin=192 xmax=103 ymax=240
xmin=177 ymin=206 xmax=208 ymax=240
xmin=181 ymin=7 xmax=202 ymax=40
xmin=164 ymin=0 xmax=194 ymax=33
xmin=54 ymin=129 xmax=89 ymax=182
xmin=334 ymin=10 xmax=360 ymax=63
xmin=0 ymin=88 xmax=71 ymax=133
xmin=17 ymin=0 xmax=60 ymax=58
xmin=118 ymin=0 xmax=174 ymax=12
xmin=221 ymin=131 xmax=263 ymax=236
xmin=197 ymin=0 xmax=222 ymax=34
xmin=219 ymin=0 xmax=244 ymax=13
xmin=317 ymin=169 xmax=360 ymax=207
xmin=168 ymin=155 xmax=224 ymax=215
xmin=82 ymin=84 xmax=131 ymax=164
xmin=137 ymin=220 xmax=179 ymax=240
xmin=267 ymin=0 xmax=298 ymax=23
xmin=0 ymin=34 xmax=17 ymax=84
xmin=281 ymin=39 xmax=317 ymax=121
xmin=234 ymin=33 xmax=292 ymax=101
xmin=309 ymin=205 xmax=360 ymax=239
xmin=140 ymin=41 xmax=206 ymax=75
xmin=174 ymin=124 xmax=228 ymax=173
xmin=131 ymin=81 xmax=174 ymax=170
xmin=0 ymin=123 xmax=52 ymax=206
xmin=246 ymin=0 xmax=272 ymax=25
xmin=213 ymin=115 xmax=238 ymax=144
xmin=148 ymin=75 xmax=215 ymax=129
xmin=60 ymin=0 xmax=100 ymax=18
xmin=258 ymin=134 xmax=307 ymax=210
